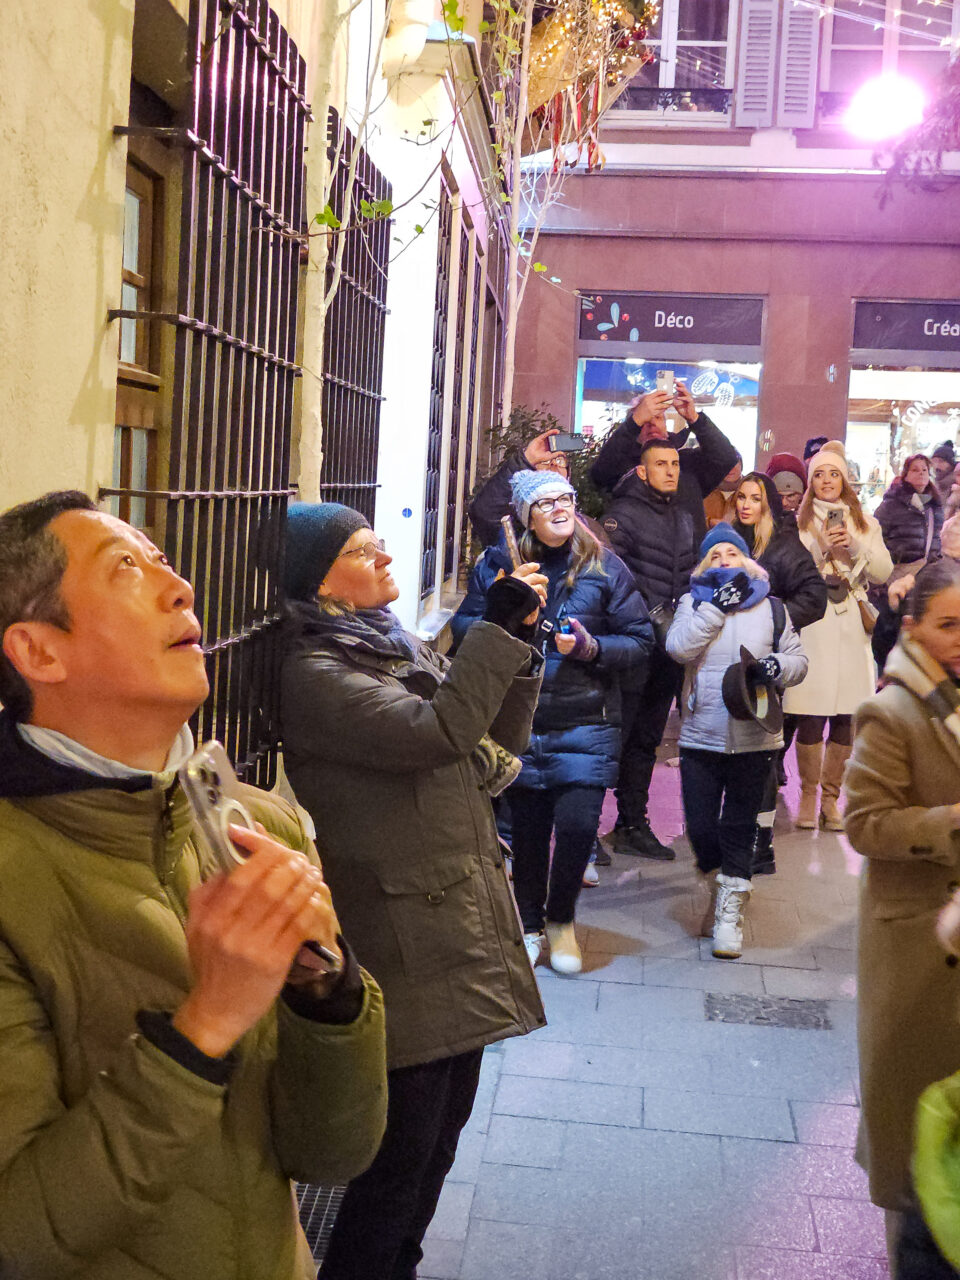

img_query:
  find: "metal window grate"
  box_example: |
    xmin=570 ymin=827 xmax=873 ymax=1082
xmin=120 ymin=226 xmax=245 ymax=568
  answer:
xmin=460 ymin=250 xmax=483 ymax=551
xmin=421 ymin=183 xmax=453 ymax=596
xmin=318 ymin=110 xmax=391 ymax=525
xmin=442 ymin=228 xmax=470 ymax=578
xmin=104 ymin=0 xmax=308 ymax=786
xmin=296 ymin=1182 xmax=344 ymax=1263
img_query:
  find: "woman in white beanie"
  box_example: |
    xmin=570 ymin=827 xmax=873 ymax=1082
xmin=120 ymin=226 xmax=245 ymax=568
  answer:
xmin=784 ymin=441 xmax=893 ymax=829
xmin=452 ymin=470 xmax=653 ymax=974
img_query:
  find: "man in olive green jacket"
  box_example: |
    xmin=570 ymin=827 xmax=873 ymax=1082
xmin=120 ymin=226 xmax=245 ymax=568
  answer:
xmin=0 ymin=491 xmax=388 ymax=1279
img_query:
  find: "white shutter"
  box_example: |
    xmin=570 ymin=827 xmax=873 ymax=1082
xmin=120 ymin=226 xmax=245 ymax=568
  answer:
xmin=733 ymin=0 xmax=779 ymax=129
xmin=776 ymin=2 xmax=821 ymax=129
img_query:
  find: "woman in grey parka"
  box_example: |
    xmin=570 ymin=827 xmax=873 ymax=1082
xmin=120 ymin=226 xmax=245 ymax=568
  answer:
xmin=278 ymin=503 xmax=548 ymax=1280
xmin=667 ymin=523 xmax=808 ymax=959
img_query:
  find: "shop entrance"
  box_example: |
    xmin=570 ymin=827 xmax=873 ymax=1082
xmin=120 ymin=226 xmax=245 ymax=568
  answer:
xmin=846 ymin=301 xmax=960 ymax=513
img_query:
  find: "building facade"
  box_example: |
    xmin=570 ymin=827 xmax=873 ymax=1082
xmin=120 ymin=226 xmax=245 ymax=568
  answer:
xmin=514 ymin=0 xmax=960 ymax=499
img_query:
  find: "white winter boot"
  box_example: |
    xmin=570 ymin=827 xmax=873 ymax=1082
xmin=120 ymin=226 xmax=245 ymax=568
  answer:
xmin=712 ymin=874 xmax=752 ymax=960
xmin=697 ymin=870 xmax=719 ymax=938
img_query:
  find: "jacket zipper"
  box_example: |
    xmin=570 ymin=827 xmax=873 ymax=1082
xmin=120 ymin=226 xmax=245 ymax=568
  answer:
xmin=155 ymin=788 xmax=187 ymax=925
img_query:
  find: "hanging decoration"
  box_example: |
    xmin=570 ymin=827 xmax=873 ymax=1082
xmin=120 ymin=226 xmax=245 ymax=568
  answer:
xmin=525 ymin=0 xmax=658 ymax=170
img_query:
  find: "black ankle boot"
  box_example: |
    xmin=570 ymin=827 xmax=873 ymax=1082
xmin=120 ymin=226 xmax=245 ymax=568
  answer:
xmin=751 ymin=826 xmax=776 ymax=875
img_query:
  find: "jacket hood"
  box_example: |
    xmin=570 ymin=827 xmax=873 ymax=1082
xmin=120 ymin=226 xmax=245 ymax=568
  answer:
xmin=0 ymin=711 xmax=153 ymax=799
xmin=884 ymin=476 xmax=943 ymax=507
xmin=611 ymin=469 xmax=675 ymax=506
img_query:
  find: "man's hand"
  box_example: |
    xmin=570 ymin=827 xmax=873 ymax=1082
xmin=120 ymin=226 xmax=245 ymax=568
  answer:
xmin=524 ymin=431 xmax=565 ymax=470
xmin=672 ymin=380 xmax=698 ymax=424
xmin=173 ymin=828 xmax=341 ymax=1057
xmin=630 ymin=390 xmax=672 ymax=430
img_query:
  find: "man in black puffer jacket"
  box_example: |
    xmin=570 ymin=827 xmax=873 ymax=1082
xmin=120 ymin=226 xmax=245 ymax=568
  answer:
xmin=590 ymin=382 xmax=740 ymax=543
xmin=600 ymin=439 xmax=703 ymax=859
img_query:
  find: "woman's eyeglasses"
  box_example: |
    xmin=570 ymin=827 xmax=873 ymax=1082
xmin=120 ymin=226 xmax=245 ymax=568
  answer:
xmin=337 ymin=538 xmax=387 ymax=563
xmin=532 ymin=494 xmax=575 ymax=515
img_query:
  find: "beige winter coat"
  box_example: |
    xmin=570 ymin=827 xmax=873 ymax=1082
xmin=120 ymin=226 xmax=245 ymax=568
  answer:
xmin=844 ymin=653 xmax=960 ymax=1209
xmin=783 ymin=509 xmax=892 ymax=717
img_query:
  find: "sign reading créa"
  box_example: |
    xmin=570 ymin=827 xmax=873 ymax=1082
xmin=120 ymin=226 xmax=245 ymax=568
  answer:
xmin=579 ymin=292 xmax=763 ymax=346
xmin=853 ymin=301 xmax=960 ymax=353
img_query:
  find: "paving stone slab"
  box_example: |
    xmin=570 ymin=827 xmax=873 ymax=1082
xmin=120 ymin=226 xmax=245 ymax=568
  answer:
xmin=642 ymin=1087 xmax=795 ymax=1140
xmin=762 ymin=966 xmax=857 ymax=1001
xmin=419 ymin=1235 xmax=465 ymax=1280
xmin=789 ymin=1101 xmax=861 ymax=1148
xmin=427 ymin=1179 xmax=476 ymax=1242
xmin=471 ymin=1163 xmax=644 ymax=1232
xmin=494 ymin=1072 xmax=646 ymax=1127
xmin=596 ymin=978 xmax=707 ymax=1023
xmin=735 ymin=1246 xmax=891 ymax=1279
xmin=697 ymin=937 xmax=819 ymax=969
xmin=811 ymin=1195 xmax=887 ymax=1257
xmin=459 ymin=1219 xmax=558 ymax=1280
xmin=720 ymin=1137 xmax=871 ymax=1199
xmin=481 ymin=1114 xmax=567 ymax=1169
xmin=642 ymin=956 xmax=766 ymax=994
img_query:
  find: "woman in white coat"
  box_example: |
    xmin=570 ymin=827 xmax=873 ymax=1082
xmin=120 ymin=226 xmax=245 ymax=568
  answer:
xmin=667 ymin=524 xmax=808 ymax=959
xmin=783 ymin=441 xmax=893 ymax=829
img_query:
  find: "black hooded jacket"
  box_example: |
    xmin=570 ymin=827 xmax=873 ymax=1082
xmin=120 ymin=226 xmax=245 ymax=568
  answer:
xmin=590 ymin=410 xmax=739 ymax=544
xmin=600 ymin=473 xmax=699 ymax=611
xmin=730 ymin=474 xmax=827 ymax=633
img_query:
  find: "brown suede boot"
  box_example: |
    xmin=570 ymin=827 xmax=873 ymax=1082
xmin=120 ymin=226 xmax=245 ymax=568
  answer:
xmin=820 ymin=740 xmax=851 ymax=831
xmin=795 ymin=741 xmax=823 ymax=830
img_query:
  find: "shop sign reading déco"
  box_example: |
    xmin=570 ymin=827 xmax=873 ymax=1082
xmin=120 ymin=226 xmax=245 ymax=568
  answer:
xmin=853 ymin=301 xmax=960 ymax=354
xmin=579 ymin=292 xmax=764 ymax=345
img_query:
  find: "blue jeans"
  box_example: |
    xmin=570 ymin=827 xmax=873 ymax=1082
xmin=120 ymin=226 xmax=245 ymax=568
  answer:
xmin=679 ymin=748 xmax=774 ymax=880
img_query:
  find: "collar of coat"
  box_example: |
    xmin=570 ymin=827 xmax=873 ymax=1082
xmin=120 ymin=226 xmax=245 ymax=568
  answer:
xmin=885 ymin=636 xmax=960 ymax=760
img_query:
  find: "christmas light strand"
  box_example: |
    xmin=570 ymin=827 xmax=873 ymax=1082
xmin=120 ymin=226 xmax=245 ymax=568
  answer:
xmin=790 ymin=0 xmax=957 ymax=47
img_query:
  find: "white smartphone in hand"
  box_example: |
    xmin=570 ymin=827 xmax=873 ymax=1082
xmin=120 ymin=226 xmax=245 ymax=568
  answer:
xmin=655 ymin=369 xmax=675 ymax=398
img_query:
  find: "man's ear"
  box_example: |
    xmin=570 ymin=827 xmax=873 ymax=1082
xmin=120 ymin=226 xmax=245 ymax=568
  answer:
xmin=637 ymin=464 xmax=647 ymax=482
xmin=2 ymin=622 xmax=69 ymax=689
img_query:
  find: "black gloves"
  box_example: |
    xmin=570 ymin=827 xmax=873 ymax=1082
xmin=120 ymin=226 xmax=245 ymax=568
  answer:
xmin=483 ymin=575 xmax=540 ymax=639
xmin=750 ymin=655 xmax=782 ymax=683
xmin=711 ymin=572 xmax=750 ymax=614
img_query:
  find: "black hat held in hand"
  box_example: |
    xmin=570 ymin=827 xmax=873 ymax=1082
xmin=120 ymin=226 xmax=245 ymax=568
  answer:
xmin=722 ymin=645 xmax=784 ymax=734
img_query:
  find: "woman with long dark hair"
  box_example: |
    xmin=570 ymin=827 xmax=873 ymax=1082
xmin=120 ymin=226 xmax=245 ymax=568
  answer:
xmin=452 ymin=469 xmax=653 ymax=974
xmin=723 ymin=472 xmax=826 ymax=870
xmin=783 ymin=441 xmax=893 ymax=830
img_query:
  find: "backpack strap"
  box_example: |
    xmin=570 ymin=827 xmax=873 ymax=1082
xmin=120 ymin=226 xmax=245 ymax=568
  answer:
xmin=771 ymin=596 xmax=787 ymax=652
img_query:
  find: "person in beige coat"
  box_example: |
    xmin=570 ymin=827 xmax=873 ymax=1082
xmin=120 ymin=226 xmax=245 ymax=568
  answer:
xmin=844 ymin=558 xmax=960 ymax=1271
xmin=784 ymin=441 xmax=892 ymax=828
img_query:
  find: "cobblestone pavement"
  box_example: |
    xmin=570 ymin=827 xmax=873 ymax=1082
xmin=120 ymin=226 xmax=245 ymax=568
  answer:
xmin=421 ymin=741 xmax=887 ymax=1280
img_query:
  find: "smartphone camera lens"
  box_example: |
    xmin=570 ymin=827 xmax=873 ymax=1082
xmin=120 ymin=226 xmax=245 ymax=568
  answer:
xmin=207 ymin=787 xmax=218 ymax=804
xmin=210 ymin=771 xmax=221 ymax=788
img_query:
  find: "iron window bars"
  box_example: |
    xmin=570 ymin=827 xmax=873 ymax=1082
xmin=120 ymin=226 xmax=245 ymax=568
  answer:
xmin=421 ymin=182 xmax=453 ymax=596
xmin=318 ymin=110 xmax=392 ymax=525
xmin=105 ymin=0 xmax=308 ymax=786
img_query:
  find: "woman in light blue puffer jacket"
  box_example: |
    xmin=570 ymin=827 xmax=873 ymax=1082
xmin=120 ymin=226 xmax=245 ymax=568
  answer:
xmin=666 ymin=523 xmax=808 ymax=959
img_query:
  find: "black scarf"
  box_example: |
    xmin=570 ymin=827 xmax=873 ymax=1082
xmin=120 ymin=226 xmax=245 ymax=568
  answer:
xmin=285 ymin=599 xmax=419 ymax=663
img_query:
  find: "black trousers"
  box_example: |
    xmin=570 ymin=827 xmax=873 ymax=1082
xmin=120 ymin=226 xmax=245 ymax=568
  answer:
xmin=679 ymin=748 xmax=774 ymax=880
xmin=897 ymin=1207 xmax=960 ymax=1279
xmin=615 ymin=646 xmax=683 ymax=828
xmin=319 ymin=1048 xmax=484 ymax=1280
xmin=510 ymin=784 xmax=606 ymax=933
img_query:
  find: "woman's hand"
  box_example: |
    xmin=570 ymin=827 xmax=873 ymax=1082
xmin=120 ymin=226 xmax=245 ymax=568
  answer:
xmin=510 ymin=562 xmax=548 ymax=625
xmin=555 ymin=619 xmax=599 ymax=661
xmin=888 ymin=573 xmax=916 ymax=611
xmin=825 ymin=523 xmax=852 ymax=552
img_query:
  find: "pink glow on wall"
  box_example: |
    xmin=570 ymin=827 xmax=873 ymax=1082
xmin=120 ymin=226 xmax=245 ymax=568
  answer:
xmin=844 ymin=74 xmax=926 ymax=142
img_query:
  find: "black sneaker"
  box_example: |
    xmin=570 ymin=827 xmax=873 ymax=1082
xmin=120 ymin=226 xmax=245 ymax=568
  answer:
xmin=776 ymin=756 xmax=788 ymax=789
xmin=593 ymin=837 xmax=612 ymax=867
xmin=751 ymin=826 xmax=776 ymax=875
xmin=614 ymin=823 xmax=676 ymax=861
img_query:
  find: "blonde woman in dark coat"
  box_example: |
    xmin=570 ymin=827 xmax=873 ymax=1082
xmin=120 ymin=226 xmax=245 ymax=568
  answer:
xmin=844 ymin=558 xmax=960 ymax=1273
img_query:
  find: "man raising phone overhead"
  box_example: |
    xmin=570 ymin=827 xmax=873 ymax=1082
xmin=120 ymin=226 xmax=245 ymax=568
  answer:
xmin=0 ymin=491 xmax=387 ymax=1280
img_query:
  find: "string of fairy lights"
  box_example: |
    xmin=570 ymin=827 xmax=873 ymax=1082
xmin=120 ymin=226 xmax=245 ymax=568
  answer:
xmin=788 ymin=0 xmax=958 ymax=47
xmin=527 ymin=0 xmax=660 ymax=87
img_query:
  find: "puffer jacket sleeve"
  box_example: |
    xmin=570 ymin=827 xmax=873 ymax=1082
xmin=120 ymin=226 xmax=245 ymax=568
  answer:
xmin=771 ymin=607 xmax=808 ymax=688
xmin=281 ymin=620 xmax=540 ymax=774
xmin=592 ymin=554 xmax=655 ymax=671
xmin=590 ymin=417 xmax=642 ymax=492
xmin=270 ymin=971 xmax=387 ymax=1184
xmin=665 ymin=594 xmax=724 ymax=664
xmin=845 ymin=699 xmax=960 ymax=865
xmin=678 ymin=412 xmax=740 ymax=498
xmin=0 ymin=942 xmax=227 ymax=1276
xmin=767 ymin=531 xmax=827 ymax=631
xmin=468 ymin=451 xmax=527 ymax=547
